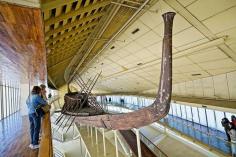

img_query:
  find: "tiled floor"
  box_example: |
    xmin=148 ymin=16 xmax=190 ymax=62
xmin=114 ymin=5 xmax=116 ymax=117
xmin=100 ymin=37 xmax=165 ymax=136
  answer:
xmin=0 ymin=112 xmax=38 ymax=157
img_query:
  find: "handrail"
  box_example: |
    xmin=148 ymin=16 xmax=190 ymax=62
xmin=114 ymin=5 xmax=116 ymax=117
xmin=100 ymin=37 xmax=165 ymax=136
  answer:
xmin=38 ymin=112 xmax=53 ymax=157
xmin=163 ymin=116 xmax=230 ymax=144
xmin=130 ymin=129 xmax=168 ymax=157
xmin=139 ymin=131 xmax=168 ymax=157
xmin=38 ymin=96 xmax=60 ymax=157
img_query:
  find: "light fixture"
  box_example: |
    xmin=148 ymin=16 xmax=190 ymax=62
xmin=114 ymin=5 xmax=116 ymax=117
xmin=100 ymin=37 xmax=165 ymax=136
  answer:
xmin=132 ymin=28 xmax=140 ymax=34
xmin=191 ymin=73 xmax=201 ymax=76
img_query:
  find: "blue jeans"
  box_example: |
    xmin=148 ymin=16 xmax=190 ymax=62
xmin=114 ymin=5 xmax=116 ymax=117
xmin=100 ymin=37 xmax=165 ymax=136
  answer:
xmin=29 ymin=113 xmax=41 ymax=145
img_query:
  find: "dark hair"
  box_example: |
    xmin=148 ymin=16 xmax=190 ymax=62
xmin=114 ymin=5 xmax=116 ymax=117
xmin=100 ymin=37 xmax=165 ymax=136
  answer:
xmin=32 ymin=86 xmax=41 ymax=94
xmin=40 ymin=84 xmax=46 ymax=89
xmin=232 ymin=115 xmax=236 ymax=121
xmin=221 ymin=118 xmax=230 ymax=127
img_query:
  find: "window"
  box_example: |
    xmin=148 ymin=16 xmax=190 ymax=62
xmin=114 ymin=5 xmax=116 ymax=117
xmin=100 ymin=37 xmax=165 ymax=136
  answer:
xmin=198 ymin=108 xmax=207 ymax=126
xmin=215 ymin=110 xmax=225 ymax=132
xmin=172 ymin=103 xmax=177 ymax=116
xmin=176 ymin=103 xmax=182 ymax=118
xmin=206 ymin=109 xmax=216 ymax=129
xmin=181 ymin=105 xmax=187 ymax=119
xmin=185 ymin=106 xmax=192 ymax=121
xmin=192 ymin=107 xmax=199 ymax=123
xmin=0 ymin=79 xmax=20 ymax=119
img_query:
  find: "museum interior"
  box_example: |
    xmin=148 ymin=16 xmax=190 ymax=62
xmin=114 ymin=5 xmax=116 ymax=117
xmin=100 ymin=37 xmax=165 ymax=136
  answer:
xmin=0 ymin=0 xmax=236 ymax=157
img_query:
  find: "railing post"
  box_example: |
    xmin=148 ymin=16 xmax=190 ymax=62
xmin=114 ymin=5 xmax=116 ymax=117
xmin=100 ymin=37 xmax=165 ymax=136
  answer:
xmin=95 ymin=127 xmax=98 ymax=144
xmin=90 ymin=126 xmax=93 ymax=137
xmin=87 ymin=125 xmax=89 ymax=136
xmin=135 ymin=128 xmax=142 ymax=157
xmin=114 ymin=130 xmax=119 ymax=157
xmin=103 ymin=128 xmax=106 ymax=156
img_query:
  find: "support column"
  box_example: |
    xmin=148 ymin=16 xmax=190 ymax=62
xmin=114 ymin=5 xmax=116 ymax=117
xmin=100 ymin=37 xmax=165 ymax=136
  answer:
xmin=135 ymin=128 xmax=142 ymax=157
xmin=114 ymin=130 xmax=119 ymax=157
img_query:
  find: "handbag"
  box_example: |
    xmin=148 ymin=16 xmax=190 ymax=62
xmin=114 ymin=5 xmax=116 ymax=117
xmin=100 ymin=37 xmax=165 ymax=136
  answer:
xmin=41 ymin=105 xmax=50 ymax=113
xmin=35 ymin=105 xmax=50 ymax=117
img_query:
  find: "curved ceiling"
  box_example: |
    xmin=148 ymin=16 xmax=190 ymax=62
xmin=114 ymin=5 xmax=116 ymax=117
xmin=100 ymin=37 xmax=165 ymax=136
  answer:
xmin=0 ymin=0 xmax=236 ymax=102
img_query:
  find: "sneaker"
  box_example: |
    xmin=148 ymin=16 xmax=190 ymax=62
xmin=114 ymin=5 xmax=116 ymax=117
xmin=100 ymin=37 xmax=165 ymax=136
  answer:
xmin=31 ymin=144 xmax=40 ymax=149
xmin=29 ymin=144 xmax=33 ymax=149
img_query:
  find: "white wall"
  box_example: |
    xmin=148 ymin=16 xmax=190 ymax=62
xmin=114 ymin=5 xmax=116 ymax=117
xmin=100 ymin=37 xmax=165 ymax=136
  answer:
xmin=172 ymin=71 xmax=236 ymax=100
xmin=20 ymin=83 xmax=30 ymax=116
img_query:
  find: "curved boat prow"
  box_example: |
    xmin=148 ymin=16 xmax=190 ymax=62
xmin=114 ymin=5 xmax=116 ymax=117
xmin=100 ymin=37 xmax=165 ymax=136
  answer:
xmin=73 ymin=12 xmax=176 ymax=130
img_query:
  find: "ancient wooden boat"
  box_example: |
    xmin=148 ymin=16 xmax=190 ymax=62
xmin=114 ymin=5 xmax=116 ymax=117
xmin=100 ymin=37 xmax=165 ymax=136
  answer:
xmin=58 ymin=12 xmax=176 ymax=130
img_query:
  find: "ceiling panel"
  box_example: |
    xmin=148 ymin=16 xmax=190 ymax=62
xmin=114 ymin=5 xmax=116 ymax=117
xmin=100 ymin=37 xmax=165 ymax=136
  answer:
xmin=124 ymin=20 xmax=151 ymax=40
xmin=203 ymin=6 xmax=236 ymax=33
xmin=172 ymin=27 xmax=205 ymax=47
xmin=135 ymin=30 xmax=162 ymax=48
xmin=176 ymin=0 xmax=197 ymax=7
xmin=187 ymin=47 xmax=228 ymax=63
xmin=187 ymin=0 xmax=236 ymax=21
xmin=73 ymin=0 xmax=236 ymax=97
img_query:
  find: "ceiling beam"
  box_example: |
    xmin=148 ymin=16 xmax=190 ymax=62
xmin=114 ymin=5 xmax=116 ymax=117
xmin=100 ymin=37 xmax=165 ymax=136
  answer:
xmin=41 ymin=0 xmax=75 ymax=10
xmin=47 ymin=31 xmax=91 ymax=48
xmin=48 ymin=55 xmax=75 ymax=69
xmin=49 ymin=39 xmax=85 ymax=55
xmin=44 ymin=0 xmax=111 ymax=26
xmin=46 ymin=21 xmax=98 ymax=45
xmin=45 ymin=12 xmax=104 ymax=37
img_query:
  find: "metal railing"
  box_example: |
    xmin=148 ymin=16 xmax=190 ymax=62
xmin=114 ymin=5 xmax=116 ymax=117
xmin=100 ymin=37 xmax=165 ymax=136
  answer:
xmin=160 ymin=116 xmax=231 ymax=155
xmin=103 ymin=103 xmax=168 ymax=157
xmin=129 ymin=129 xmax=168 ymax=157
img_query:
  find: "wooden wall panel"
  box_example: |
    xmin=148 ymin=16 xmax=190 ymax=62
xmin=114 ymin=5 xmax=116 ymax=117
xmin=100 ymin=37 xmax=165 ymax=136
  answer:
xmin=0 ymin=2 xmax=46 ymax=83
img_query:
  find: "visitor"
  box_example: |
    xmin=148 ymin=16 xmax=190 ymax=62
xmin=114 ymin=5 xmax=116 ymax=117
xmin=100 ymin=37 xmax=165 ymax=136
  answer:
xmin=26 ymin=86 xmax=47 ymax=149
xmin=40 ymin=84 xmax=47 ymax=100
xmin=221 ymin=117 xmax=231 ymax=142
xmin=232 ymin=115 xmax=236 ymax=128
xmin=227 ymin=123 xmax=236 ymax=157
xmin=105 ymin=97 xmax=108 ymax=104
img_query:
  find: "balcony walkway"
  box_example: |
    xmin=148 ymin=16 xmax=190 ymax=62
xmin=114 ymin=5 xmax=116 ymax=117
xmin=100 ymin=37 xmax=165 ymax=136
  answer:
xmin=0 ymin=112 xmax=38 ymax=157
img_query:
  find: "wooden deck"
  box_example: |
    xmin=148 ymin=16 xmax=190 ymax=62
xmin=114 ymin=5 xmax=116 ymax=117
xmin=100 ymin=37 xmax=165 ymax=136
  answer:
xmin=0 ymin=112 xmax=38 ymax=157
